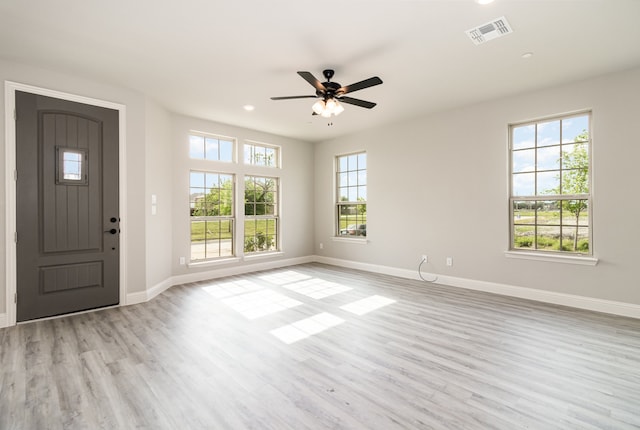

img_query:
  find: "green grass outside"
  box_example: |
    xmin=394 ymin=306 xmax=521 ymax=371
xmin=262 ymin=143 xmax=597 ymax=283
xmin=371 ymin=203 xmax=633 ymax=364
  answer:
xmin=190 ymin=219 xmax=276 ymax=242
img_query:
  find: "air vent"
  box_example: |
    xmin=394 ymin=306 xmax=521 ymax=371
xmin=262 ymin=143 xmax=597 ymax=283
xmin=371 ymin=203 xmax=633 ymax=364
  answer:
xmin=465 ymin=16 xmax=513 ymax=45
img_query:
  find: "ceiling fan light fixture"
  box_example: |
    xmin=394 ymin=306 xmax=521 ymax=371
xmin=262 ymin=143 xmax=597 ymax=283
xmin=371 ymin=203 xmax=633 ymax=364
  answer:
xmin=314 ymin=97 xmax=344 ymax=117
xmin=312 ymin=100 xmax=326 ymax=115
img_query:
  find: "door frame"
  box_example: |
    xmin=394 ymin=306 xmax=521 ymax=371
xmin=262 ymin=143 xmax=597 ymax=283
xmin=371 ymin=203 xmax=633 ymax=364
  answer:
xmin=4 ymin=81 xmax=128 ymax=326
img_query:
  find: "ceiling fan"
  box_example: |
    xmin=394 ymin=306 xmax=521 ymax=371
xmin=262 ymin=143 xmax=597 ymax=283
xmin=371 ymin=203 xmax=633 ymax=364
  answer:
xmin=271 ymin=69 xmax=383 ymax=117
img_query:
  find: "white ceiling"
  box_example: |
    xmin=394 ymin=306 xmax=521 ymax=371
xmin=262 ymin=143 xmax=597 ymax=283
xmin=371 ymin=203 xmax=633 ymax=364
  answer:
xmin=2 ymin=0 xmax=640 ymax=143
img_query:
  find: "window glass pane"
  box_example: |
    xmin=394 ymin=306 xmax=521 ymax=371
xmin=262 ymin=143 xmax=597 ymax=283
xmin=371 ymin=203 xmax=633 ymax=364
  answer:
xmin=244 ymin=145 xmax=253 ymax=164
xmin=561 ymin=200 xmax=588 ymax=225
xmin=205 ymin=173 xmax=220 ymax=188
xmin=512 ymin=149 xmax=535 ymax=173
xmin=357 ymin=153 xmax=367 ymax=170
xmin=562 ymin=115 xmax=589 ymax=143
xmin=536 ymin=146 xmax=560 ymax=171
xmin=191 ymin=221 xmax=205 ymax=260
xmin=244 ymin=219 xmax=277 ymax=252
xmin=190 ymin=171 xmax=205 ymax=187
xmin=537 ymin=226 xmax=560 ymax=250
xmin=338 ymin=188 xmax=348 ymax=201
xmin=348 ymin=188 xmax=357 ymax=201
xmin=348 ymin=154 xmax=358 ymax=171
xmin=244 ymin=143 xmax=278 ymax=167
xmin=512 ymin=124 xmax=535 ymax=150
xmin=205 ymin=137 xmax=219 ymax=160
xmin=537 ymin=201 xmax=560 ymax=225
xmin=337 ymin=204 xmax=366 ymax=236
xmin=537 ymin=120 xmax=560 ymax=147
xmin=189 ymin=135 xmax=204 ymax=159
xmin=220 ymin=140 xmax=233 ymax=162
xmin=513 ymin=224 xmax=535 ymax=249
xmin=537 ymin=171 xmax=559 ymax=195
xmin=358 ymin=170 xmax=367 ymax=185
xmin=357 ymin=186 xmax=367 ymax=201
xmin=561 ymin=169 xmax=589 ymax=195
xmin=348 ymin=171 xmax=358 ymax=186
xmin=513 ymin=201 xmax=534 ymax=224
xmin=339 ymin=156 xmax=348 ymax=172
xmin=339 ymin=172 xmax=348 ymax=187
xmin=63 ymin=153 xmax=82 ymax=180
xmin=512 ymin=172 xmax=535 ymax=196
xmin=265 ymin=148 xmax=276 ymax=166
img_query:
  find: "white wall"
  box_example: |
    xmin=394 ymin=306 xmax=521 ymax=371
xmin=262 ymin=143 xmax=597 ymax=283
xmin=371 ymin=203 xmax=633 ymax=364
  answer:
xmin=145 ymin=100 xmax=174 ymax=289
xmin=314 ymin=67 xmax=640 ymax=306
xmin=170 ymin=114 xmax=315 ymax=277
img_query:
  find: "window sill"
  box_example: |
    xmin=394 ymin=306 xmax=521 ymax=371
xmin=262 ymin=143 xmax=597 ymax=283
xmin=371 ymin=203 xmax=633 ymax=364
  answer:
xmin=332 ymin=236 xmax=368 ymax=245
xmin=504 ymin=250 xmax=598 ymax=266
xmin=243 ymin=251 xmax=284 ymax=261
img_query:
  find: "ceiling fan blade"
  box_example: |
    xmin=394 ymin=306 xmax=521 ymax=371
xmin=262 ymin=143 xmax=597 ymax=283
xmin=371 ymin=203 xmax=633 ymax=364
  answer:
xmin=339 ymin=96 xmax=377 ymax=109
xmin=338 ymin=77 xmax=383 ymax=95
xmin=298 ymin=71 xmax=326 ymax=93
xmin=271 ymin=95 xmax=318 ymax=100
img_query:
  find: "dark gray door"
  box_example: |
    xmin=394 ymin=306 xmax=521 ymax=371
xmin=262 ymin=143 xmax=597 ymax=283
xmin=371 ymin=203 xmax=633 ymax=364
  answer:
xmin=16 ymin=91 xmax=120 ymax=322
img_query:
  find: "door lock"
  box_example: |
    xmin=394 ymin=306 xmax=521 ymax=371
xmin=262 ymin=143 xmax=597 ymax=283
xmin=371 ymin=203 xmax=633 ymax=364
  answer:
xmin=104 ymin=228 xmax=118 ymax=235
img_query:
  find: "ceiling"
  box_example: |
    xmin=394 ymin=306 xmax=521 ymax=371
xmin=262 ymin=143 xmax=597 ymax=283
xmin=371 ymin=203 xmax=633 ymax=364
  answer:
xmin=1 ymin=0 xmax=640 ymax=143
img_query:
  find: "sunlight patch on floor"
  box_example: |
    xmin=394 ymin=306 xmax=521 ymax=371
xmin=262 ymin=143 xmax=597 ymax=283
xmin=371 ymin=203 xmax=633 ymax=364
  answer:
xmin=221 ymin=290 xmax=303 ymax=319
xmin=340 ymin=295 xmax=396 ymax=315
xmin=270 ymin=312 xmax=345 ymax=344
xmin=258 ymin=270 xmax=312 ymax=285
xmin=202 ymin=279 xmax=264 ymax=299
xmin=282 ymin=278 xmax=352 ymax=299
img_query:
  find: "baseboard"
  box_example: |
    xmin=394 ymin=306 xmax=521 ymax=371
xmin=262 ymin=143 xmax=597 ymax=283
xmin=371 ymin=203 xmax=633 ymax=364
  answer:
xmin=125 ymin=291 xmax=148 ymax=306
xmin=314 ymin=256 xmax=640 ymax=319
xmin=171 ymin=255 xmax=314 ymax=286
xmin=125 ymin=255 xmax=315 ymax=306
xmin=0 ymin=312 xmax=7 ymax=329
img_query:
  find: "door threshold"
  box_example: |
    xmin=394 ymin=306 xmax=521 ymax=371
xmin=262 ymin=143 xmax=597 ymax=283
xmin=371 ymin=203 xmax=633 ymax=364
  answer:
xmin=17 ymin=304 xmax=120 ymax=325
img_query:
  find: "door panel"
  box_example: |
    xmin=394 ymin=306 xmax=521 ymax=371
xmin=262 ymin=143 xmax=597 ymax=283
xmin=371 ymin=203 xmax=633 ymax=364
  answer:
xmin=16 ymin=91 xmax=120 ymax=322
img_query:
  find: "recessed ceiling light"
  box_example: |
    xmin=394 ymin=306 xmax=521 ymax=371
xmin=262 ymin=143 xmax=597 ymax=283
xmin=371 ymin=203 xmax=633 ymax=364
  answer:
xmin=521 ymin=52 xmax=534 ymax=59
xmin=476 ymin=0 xmax=495 ymax=4
xmin=243 ymin=105 xmax=255 ymax=111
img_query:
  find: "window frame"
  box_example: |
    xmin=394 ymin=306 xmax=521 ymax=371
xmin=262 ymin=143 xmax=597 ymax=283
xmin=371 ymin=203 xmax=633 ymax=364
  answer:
xmin=243 ymin=141 xmax=281 ymax=168
xmin=189 ymin=131 xmax=236 ymax=163
xmin=243 ymin=174 xmax=280 ymax=254
xmin=335 ymin=151 xmax=367 ymax=240
xmin=508 ymin=111 xmax=593 ymax=258
xmin=189 ymin=170 xmax=236 ymax=262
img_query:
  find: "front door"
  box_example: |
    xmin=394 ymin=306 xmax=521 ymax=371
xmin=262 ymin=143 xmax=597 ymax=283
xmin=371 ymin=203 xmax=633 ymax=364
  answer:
xmin=15 ymin=91 xmax=120 ymax=322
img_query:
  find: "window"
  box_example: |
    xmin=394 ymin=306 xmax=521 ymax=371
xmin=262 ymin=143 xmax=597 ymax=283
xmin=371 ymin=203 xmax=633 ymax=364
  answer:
xmin=189 ymin=133 xmax=234 ymax=162
xmin=244 ymin=142 xmax=279 ymax=168
xmin=244 ymin=176 xmax=279 ymax=253
xmin=56 ymin=147 xmax=87 ymax=185
xmin=190 ymin=171 xmax=234 ymax=261
xmin=510 ymin=112 xmax=591 ymax=254
xmin=336 ymin=152 xmax=367 ymax=238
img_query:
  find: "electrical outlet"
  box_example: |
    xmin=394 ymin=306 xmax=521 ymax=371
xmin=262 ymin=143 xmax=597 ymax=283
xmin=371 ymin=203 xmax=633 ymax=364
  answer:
xmin=446 ymin=257 xmax=453 ymax=266
xmin=319 ymin=243 xmax=324 ymax=250
xmin=179 ymin=257 xmax=186 ymax=265
xmin=421 ymin=255 xmax=428 ymax=263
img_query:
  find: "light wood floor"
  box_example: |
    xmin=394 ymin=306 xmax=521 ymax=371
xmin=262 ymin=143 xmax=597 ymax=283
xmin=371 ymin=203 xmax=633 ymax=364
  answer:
xmin=2 ymin=263 xmax=640 ymax=429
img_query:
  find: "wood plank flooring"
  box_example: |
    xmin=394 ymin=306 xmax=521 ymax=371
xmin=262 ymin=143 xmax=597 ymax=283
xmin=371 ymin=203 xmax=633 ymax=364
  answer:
xmin=2 ymin=263 xmax=640 ymax=429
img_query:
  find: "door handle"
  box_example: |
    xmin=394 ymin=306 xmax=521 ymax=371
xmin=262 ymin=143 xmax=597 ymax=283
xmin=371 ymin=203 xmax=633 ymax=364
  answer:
xmin=104 ymin=228 xmax=118 ymax=235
